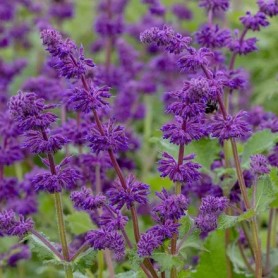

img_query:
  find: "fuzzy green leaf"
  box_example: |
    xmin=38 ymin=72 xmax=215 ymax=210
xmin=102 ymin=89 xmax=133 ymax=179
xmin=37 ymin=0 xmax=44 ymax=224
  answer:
xmin=66 ymin=211 xmax=95 ymax=235
xmin=126 ymin=249 xmax=143 ymax=271
xmin=242 ymin=130 xmax=278 ymax=164
xmin=152 ymin=252 xmax=184 ymax=272
xmin=255 ymin=175 xmax=276 ymax=213
xmin=217 ymin=209 xmax=255 ymax=230
xmin=191 ymin=230 xmax=227 ymax=278
xmin=73 ymin=248 xmax=97 ymax=272
xmin=115 ymin=270 xmax=141 ymax=278
xmin=179 ymin=215 xmax=194 ymax=238
xmin=185 ymin=138 xmax=221 ymax=172
xmin=26 ymin=234 xmax=59 ymax=261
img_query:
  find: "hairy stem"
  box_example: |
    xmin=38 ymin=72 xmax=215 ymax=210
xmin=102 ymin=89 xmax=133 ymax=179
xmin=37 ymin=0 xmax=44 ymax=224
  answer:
xmin=170 ymin=142 xmax=185 ymax=278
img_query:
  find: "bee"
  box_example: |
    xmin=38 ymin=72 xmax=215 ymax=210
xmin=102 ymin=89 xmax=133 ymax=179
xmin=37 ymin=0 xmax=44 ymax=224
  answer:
xmin=205 ymin=100 xmax=218 ymax=114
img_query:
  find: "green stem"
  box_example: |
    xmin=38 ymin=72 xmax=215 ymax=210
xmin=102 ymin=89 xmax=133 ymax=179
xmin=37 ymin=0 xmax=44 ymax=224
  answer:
xmin=265 ymin=208 xmax=274 ymax=275
xmin=54 ymin=193 xmax=73 ymax=278
xmin=97 ymin=251 xmax=104 ymax=278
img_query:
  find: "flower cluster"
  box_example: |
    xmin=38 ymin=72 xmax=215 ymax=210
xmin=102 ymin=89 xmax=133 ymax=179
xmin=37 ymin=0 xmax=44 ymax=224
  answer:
xmin=107 ymin=175 xmax=149 ymax=209
xmin=70 ymin=187 xmax=106 ymax=210
xmin=87 ymin=122 xmax=129 ymax=154
xmin=140 ymin=25 xmax=192 ymax=54
xmin=250 ymin=154 xmax=270 ymax=175
xmin=0 ymin=210 xmax=33 ymax=237
xmin=138 ymin=188 xmax=188 ymax=257
xmin=41 ymin=29 xmax=94 ymax=79
xmin=158 ymin=153 xmax=201 ymax=182
xmin=195 ymin=196 xmax=228 ymax=234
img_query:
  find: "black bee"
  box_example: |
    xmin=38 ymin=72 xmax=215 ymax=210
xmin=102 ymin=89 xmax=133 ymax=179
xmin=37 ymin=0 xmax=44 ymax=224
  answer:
xmin=205 ymin=100 xmax=218 ymax=114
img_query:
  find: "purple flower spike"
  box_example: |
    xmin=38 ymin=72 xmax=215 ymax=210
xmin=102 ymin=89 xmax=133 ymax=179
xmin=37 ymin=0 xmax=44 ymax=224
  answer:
xmin=140 ymin=25 xmax=192 ymax=54
xmin=195 ymin=213 xmax=218 ymax=233
xmin=162 ymin=116 xmax=208 ymax=145
xmin=137 ymin=230 xmax=163 ymax=257
xmin=152 ymin=188 xmax=189 ymax=221
xmin=86 ymin=229 xmax=125 ymax=260
xmin=240 ymin=11 xmax=269 ymax=31
xmin=0 ymin=210 xmax=33 ymax=237
xmin=229 ymin=37 xmax=257 ymax=55
xmin=87 ymin=122 xmax=128 ymax=154
xmin=23 ymin=130 xmax=68 ymax=154
xmin=195 ymin=195 xmax=228 ymax=234
xmin=33 ymin=166 xmax=80 ymax=194
xmin=199 ymin=196 xmax=229 ymax=215
xmin=8 ymin=91 xmax=57 ymax=131
xmin=41 ymin=29 xmax=94 ymax=79
xmin=210 ymin=111 xmax=252 ymax=140
xmin=158 ymin=152 xmax=201 ymax=183
xmin=66 ymin=85 xmax=110 ymax=113
xmin=250 ymin=154 xmax=270 ymax=175
xmin=196 ymin=24 xmax=231 ymax=48
xmin=199 ymin=0 xmax=230 ymax=12
xmin=178 ymin=47 xmax=214 ymax=73
xmin=107 ymin=175 xmax=149 ymax=210
xmin=99 ymin=209 xmax=128 ymax=231
xmin=257 ymin=0 xmax=278 ymax=17
xmin=9 ymin=216 xmax=34 ymax=237
xmin=172 ymin=4 xmax=192 ymax=20
xmin=70 ymin=187 xmax=106 ymax=211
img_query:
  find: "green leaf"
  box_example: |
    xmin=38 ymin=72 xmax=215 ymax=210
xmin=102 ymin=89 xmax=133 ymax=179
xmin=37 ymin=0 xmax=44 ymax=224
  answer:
xmin=227 ymin=243 xmax=248 ymax=275
xmin=26 ymin=234 xmax=59 ymax=261
xmin=73 ymin=248 xmax=97 ymax=272
xmin=270 ymin=167 xmax=278 ymax=189
xmin=152 ymin=252 xmax=184 ymax=272
xmin=179 ymin=230 xmax=207 ymax=252
xmin=185 ymin=138 xmax=221 ymax=172
xmin=269 ymin=168 xmax=278 ymax=208
xmin=144 ymin=174 xmax=172 ymax=191
xmin=241 ymin=130 xmax=278 ymax=164
xmin=126 ymin=249 xmax=143 ymax=271
xmin=255 ymin=175 xmax=276 ymax=213
xmin=179 ymin=215 xmax=194 ymax=238
xmin=115 ymin=270 xmax=141 ymax=278
xmin=66 ymin=211 xmax=95 ymax=235
xmin=217 ymin=209 xmax=255 ymax=230
xmin=191 ymin=230 xmax=227 ymax=278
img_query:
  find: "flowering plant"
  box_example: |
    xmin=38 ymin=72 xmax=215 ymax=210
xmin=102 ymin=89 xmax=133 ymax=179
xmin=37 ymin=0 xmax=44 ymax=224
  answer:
xmin=0 ymin=0 xmax=277 ymax=278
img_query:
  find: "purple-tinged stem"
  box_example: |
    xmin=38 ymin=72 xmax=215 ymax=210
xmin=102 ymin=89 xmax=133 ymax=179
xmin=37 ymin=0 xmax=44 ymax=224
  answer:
xmin=78 ymin=62 xmax=158 ymax=278
xmin=40 ymin=129 xmax=73 ymax=278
